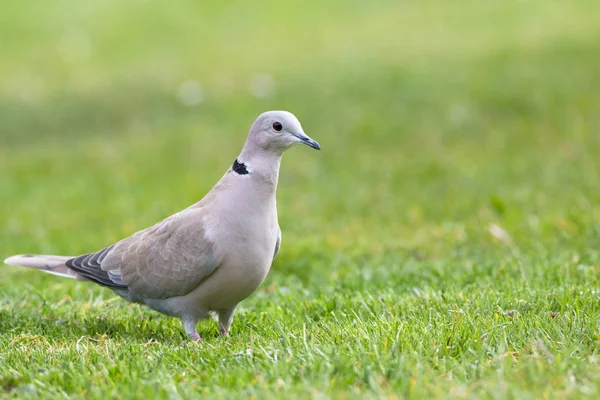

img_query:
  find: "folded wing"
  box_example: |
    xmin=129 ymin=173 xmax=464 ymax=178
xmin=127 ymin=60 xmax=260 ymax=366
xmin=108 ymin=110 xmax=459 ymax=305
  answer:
xmin=66 ymin=208 xmax=220 ymax=299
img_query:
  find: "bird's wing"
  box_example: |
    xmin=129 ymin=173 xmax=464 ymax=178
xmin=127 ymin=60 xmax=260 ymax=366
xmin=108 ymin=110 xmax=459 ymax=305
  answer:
xmin=68 ymin=207 xmax=220 ymax=299
xmin=273 ymin=226 xmax=281 ymax=260
xmin=66 ymin=245 xmax=124 ymax=287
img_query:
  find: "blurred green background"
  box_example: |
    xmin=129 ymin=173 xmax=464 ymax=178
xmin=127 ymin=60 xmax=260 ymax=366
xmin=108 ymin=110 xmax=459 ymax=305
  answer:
xmin=1 ymin=0 xmax=600 ymax=398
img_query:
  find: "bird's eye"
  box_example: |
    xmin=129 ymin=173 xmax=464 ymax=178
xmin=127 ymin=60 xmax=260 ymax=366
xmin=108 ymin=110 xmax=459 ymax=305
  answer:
xmin=272 ymin=122 xmax=283 ymax=132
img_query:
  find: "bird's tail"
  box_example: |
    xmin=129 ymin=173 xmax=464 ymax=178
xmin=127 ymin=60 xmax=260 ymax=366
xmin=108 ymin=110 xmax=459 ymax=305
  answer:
xmin=4 ymin=254 xmax=79 ymax=279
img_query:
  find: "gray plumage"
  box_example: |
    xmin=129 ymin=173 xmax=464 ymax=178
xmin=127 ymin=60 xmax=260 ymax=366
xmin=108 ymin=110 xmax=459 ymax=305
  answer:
xmin=3 ymin=110 xmax=320 ymax=341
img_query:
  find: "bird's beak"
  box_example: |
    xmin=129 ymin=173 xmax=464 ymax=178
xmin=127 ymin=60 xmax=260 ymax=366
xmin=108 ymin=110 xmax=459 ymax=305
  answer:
xmin=293 ymin=132 xmax=321 ymax=151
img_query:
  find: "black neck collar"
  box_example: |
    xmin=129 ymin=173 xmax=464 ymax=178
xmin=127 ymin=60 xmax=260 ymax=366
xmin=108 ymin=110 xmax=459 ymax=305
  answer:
xmin=232 ymin=159 xmax=249 ymax=175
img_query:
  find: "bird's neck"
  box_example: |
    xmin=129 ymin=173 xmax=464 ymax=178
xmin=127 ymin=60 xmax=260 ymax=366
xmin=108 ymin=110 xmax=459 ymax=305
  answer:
xmin=236 ymin=146 xmax=283 ymax=189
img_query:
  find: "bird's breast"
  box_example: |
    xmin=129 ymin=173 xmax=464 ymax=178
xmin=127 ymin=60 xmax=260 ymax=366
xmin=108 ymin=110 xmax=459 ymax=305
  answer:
xmin=200 ymin=193 xmax=279 ymax=310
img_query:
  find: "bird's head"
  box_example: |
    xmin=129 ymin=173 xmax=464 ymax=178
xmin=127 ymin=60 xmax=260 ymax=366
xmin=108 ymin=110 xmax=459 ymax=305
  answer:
xmin=247 ymin=111 xmax=320 ymax=153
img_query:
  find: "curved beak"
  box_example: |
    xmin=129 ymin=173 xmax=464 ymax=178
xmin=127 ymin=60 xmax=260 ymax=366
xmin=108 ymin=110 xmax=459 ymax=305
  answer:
xmin=293 ymin=132 xmax=321 ymax=151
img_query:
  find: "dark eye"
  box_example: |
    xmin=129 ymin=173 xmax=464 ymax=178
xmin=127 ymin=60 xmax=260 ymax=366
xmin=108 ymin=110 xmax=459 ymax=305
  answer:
xmin=272 ymin=122 xmax=283 ymax=132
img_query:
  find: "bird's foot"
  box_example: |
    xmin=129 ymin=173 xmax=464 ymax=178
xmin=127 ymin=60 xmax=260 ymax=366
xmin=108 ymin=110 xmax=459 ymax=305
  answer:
xmin=219 ymin=327 xmax=229 ymax=336
xmin=182 ymin=317 xmax=201 ymax=341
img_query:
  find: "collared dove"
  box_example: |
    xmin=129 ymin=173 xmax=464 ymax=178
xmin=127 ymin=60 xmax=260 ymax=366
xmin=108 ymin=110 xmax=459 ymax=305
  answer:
xmin=4 ymin=110 xmax=320 ymax=341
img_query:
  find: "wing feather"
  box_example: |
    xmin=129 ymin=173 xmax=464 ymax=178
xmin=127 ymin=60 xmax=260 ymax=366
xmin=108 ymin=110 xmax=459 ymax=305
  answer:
xmin=273 ymin=226 xmax=282 ymax=260
xmin=66 ymin=244 xmax=123 ymax=288
xmin=100 ymin=208 xmax=219 ymax=299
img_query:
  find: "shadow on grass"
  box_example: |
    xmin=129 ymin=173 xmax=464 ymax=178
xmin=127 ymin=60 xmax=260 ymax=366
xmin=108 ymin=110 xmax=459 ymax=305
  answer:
xmin=0 ymin=309 xmax=203 ymax=342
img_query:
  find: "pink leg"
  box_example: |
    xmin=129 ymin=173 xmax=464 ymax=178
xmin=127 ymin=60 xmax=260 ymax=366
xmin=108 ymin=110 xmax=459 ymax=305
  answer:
xmin=218 ymin=306 xmax=237 ymax=337
xmin=182 ymin=317 xmax=202 ymax=341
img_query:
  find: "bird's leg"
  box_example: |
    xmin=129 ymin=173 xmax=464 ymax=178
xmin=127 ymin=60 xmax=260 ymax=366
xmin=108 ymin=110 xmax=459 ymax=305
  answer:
xmin=218 ymin=306 xmax=237 ymax=336
xmin=182 ymin=317 xmax=202 ymax=341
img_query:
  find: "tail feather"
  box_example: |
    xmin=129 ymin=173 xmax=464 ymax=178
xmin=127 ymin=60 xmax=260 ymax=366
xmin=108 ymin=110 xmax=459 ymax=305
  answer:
xmin=4 ymin=254 xmax=79 ymax=279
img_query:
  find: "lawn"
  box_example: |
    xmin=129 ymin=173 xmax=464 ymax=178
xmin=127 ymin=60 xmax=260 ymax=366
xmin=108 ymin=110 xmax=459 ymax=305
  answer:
xmin=1 ymin=0 xmax=600 ymax=398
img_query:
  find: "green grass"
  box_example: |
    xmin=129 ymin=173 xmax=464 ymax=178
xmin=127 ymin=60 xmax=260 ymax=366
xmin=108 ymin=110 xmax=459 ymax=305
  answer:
xmin=1 ymin=0 xmax=600 ymax=398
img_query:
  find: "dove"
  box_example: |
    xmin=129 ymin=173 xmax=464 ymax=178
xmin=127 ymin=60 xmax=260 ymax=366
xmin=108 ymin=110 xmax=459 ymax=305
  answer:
xmin=3 ymin=110 xmax=320 ymax=341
